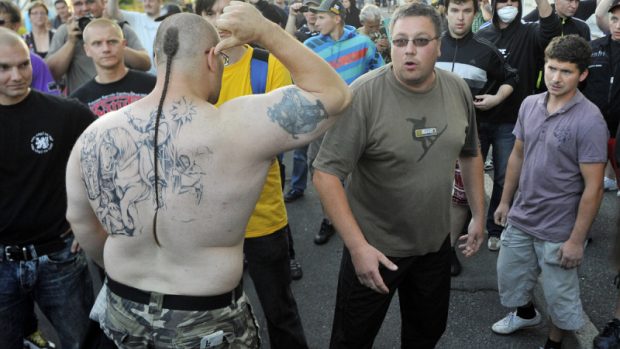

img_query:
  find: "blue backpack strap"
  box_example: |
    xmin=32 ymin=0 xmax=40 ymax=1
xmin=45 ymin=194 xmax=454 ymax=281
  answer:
xmin=250 ymin=47 xmax=270 ymax=94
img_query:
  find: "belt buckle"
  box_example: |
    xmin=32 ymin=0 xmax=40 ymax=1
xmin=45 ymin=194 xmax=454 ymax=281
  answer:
xmin=4 ymin=246 xmax=29 ymax=262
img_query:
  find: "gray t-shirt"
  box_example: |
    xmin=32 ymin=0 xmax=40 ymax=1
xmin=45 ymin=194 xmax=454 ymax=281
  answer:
xmin=48 ymin=22 xmax=145 ymax=93
xmin=508 ymin=91 xmax=608 ymax=243
xmin=314 ymin=65 xmax=479 ymax=257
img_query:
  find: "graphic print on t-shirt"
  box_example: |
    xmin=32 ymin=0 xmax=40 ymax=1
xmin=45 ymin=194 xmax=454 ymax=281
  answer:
xmin=31 ymin=132 xmax=54 ymax=154
xmin=407 ymin=116 xmax=448 ymax=161
xmin=89 ymin=93 xmax=148 ymax=117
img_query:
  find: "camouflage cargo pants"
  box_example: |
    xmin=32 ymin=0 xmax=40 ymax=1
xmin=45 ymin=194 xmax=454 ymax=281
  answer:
xmin=91 ymin=282 xmax=260 ymax=348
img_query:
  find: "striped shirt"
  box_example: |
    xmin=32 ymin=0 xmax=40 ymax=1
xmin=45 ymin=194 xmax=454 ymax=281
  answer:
xmin=304 ymin=25 xmax=384 ymax=85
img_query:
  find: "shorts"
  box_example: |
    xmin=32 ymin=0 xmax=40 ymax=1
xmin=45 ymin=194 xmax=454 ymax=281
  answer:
xmin=91 ymin=278 xmax=260 ymax=348
xmin=497 ymin=225 xmax=584 ymax=330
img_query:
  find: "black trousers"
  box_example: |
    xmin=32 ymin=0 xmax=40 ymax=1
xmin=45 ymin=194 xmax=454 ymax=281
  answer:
xmin=330 ymin=237 xmax=452 ymax=349
xmin=245 ymin=227 xmax=308 ymax=349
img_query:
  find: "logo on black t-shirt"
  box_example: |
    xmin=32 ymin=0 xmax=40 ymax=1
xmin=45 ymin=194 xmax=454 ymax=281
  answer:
xmin=31 ymin=132 xmax=54 ymax=154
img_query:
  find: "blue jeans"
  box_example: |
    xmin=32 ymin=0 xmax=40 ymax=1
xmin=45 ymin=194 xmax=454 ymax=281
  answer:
xmin=0 ymin=236 xmax=94 ymax=349
xmin=244 ymin=227 xmax=308 ymax=349
xmin=478 ymin=122 xmax=516 ymax=238
xmin=291 ymin=146 xmax=308 ymax=192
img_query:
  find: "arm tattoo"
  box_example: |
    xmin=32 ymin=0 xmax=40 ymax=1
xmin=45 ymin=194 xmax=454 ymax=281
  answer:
xmin=267 ymin=88 xmax=328 ymax=139
xmin=79 ymin=98 xmax=205 ymax=237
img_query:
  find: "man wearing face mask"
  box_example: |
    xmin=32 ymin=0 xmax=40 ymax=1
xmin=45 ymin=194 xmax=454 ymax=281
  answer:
xmin=474 ymin=0 xmax=560 ymax=252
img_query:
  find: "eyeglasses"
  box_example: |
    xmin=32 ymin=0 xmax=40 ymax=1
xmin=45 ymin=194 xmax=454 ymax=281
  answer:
xmin=392 ymin=37 xmax=438 ymax=48
xmin=220 ymin=52 xmax=229 ymax=66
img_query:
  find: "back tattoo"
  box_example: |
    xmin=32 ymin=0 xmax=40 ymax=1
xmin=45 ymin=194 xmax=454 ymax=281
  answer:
xmin=79 ymin=98 xmax=205 ymax=237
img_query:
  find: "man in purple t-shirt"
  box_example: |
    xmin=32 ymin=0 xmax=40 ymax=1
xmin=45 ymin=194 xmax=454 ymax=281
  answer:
xmin=491 ymin=35 xmax=608 ymax=349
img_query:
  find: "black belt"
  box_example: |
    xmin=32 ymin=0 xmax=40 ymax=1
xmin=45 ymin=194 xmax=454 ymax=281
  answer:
xmin=106 ymin=276 xmax=243 ymax=311
xmin=1 ymin=237 xmax=67 ymax=262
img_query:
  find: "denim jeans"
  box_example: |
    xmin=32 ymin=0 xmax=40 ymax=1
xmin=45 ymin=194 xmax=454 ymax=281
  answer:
xmin=478 ymin=122 xmax=516 ymax=238
xmin=244 ymin=227 xmax=308 ymax=349
xmin=0 ymin=236 xmax=94 ymax=349
xmin=291 ymin=146 xmax=309 ymax=192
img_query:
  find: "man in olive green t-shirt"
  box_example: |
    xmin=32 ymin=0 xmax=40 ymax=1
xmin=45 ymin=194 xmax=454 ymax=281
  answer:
xmin=312 ymin=3 xmax=485 ymax=348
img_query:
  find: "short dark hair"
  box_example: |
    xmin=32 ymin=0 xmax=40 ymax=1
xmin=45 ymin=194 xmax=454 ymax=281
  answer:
xmin=544 ymin=34 xmax=591 ymax=73
xmin=0 ymin=0 xmax=22 ymax=24
xmin=390 ymin=3 xmax=442 ymax=38
xmin=444 ymin=0 xmax=478 ymax=13
xmin=54 ymin=0 xmax=68 ymax=6
xmin=194 ymin=0 xmax=216 ymax=16
xmin=28 ymin=1 xmax=49 ymax=16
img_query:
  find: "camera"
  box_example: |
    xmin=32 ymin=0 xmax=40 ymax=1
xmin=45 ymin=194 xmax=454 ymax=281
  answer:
xmin=299 ymin=5 xmax=309 ymax=12
xmin=77 ymin=15 xmax=94 ymax=32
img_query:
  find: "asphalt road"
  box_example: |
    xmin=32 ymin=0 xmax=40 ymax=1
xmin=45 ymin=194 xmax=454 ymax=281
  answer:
xmin=38 ymin=157 xmax=620 ymax=349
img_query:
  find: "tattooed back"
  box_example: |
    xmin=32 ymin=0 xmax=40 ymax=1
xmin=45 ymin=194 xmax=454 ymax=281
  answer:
xmin=67 ymin=96 xmax=280 ymax=295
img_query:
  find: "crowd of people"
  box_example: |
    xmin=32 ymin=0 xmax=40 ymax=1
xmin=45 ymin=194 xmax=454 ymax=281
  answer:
xmin=1 ymin=0 xmax=620 ymax=348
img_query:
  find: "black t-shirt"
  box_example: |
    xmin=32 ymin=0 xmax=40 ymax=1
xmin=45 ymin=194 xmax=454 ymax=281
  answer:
xmin=0 ymin=91 xmax=95 ymax=245
xmin=70 ymin=70 xmax=156 ymax=117
xmin=611 ymin=40 xmax=620 ymax=69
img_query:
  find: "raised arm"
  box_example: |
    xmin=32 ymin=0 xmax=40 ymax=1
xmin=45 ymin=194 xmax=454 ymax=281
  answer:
xmin=216 ymin=1 xmax=351 ymax=157
xmin=285 ymin=2 xmax=303 ymax=35
xmin=536 ymin=0 xmax=553 ymax=18
xmin=123 ymin=47 xmax=151 ymax=71
xmin=535 ymin=0 xmax=561 ymax=49
xmin=45 ymin=22 xmax=80 ymax=81
xmin=122 ymin=26 xmax=151 ymax=71
xmin=104 ymin=0 xmax=124 ymax=21
xmin=596 ymin=0 xmax=612 ymax=33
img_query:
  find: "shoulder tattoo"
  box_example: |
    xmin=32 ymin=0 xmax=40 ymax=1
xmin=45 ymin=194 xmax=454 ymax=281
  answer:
xmin=267 ymin=88 xmax=328 ymax=139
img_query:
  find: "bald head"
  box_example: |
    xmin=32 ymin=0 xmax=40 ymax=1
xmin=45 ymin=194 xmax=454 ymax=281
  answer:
xmin=0 ymin=27 xmax=32 ymax=105
xmin=0 ymin=27 xmax=28 ymax=50
xmin=154 ymin=13 xmax=219 ymax=68
xmin=83 ymin=18 xmax=124 ymax=43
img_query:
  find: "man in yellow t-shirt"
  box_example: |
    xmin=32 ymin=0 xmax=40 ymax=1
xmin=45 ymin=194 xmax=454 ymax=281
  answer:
xmin=199 ymin=0 xmax=308 ymax=346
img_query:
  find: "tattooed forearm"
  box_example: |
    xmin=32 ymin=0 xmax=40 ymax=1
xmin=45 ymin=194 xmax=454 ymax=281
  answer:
xmin=267 ymin=88 xmax=328 ymax=139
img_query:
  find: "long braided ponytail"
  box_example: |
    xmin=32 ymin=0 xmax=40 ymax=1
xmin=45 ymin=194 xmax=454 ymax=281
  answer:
xmin=152 ymin=27 xmax=179 ymax=247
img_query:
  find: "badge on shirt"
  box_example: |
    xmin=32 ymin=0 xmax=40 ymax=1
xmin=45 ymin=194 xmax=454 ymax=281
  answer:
xmin=414 ymin=128 xmax=438 ymax=138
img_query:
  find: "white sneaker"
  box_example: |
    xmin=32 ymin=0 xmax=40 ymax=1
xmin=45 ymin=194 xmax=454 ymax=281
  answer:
xmin=488 ymin=236 xmax=500 ymax=251
xmin=604 ymin=177 xmax=618 ymax=191
xmin=491 ymin=310 xmax=542 ymax=334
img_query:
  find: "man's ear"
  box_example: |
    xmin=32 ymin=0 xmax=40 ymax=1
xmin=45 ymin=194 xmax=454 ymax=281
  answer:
xmin=206 ymin=46 xmax=218 ymax=72
xmin=84 ymin=43 xmax=92 ymax=58
xmin=579 ymin=68 xmax=588 ymax=83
